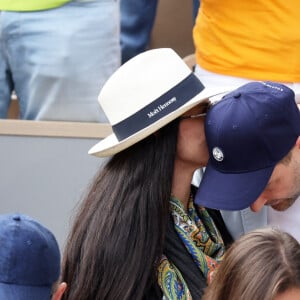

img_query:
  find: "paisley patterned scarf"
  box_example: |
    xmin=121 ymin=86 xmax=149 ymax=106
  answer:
xmin=157 ymin=195 xmax=225 ymax=299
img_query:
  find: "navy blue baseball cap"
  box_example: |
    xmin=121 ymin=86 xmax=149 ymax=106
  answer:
xmin=195 ymin=81 xmax=300 ymax=210
xmin=0 ymin=213 xmax=61 ymax=300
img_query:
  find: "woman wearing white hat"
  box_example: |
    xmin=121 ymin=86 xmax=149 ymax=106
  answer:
xmin=60 ymin=48 xmax=232 ymax=299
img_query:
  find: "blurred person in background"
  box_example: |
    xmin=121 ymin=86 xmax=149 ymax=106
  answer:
xmin=0 ymin=0 xmax=120 ymax=122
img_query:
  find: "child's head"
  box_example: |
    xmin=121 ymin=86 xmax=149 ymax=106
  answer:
xmin=203 ymin=228 xmax=300 ymax=300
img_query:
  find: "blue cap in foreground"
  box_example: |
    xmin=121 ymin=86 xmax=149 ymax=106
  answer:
xmin=0 ymin=213 xmax=60 ymax=300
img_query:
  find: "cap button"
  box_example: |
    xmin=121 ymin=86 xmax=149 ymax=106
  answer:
xmin=13 ymin=215 xmax=21 ymax=221
xmin=233 ymin=91 xmax=241 ymax=98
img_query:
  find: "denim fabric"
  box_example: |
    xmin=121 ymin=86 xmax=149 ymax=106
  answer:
xmin=120 ymin=0 xmax=158 ymax=64
xmin=193 ymin=0 xmax=200 ymax=22
xmin=220 ymin=207 xmax=268 ymax=240
xmin=0 ymin=0 xmax=121 ymax=122
xmin=120 ymin=0 xmax=200 ymax=64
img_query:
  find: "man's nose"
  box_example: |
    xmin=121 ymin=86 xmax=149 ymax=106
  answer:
xmin=250 ymin=196 xmax=267 ymax=212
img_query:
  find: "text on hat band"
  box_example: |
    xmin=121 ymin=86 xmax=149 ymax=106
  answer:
xmin=112 ymin=73 xmax=205 ymax=141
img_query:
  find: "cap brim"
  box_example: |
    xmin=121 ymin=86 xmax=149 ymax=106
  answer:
xmin=0 ymin=282 xmax=52 ymax=300
xmin=89 ymin=86 xmax=231 ymax=157
xmin=194 ymin=162 xmax=275 ymax=210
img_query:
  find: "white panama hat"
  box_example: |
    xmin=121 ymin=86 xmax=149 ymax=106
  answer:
xmin=89 ymin=48 xmax=230 ymax=157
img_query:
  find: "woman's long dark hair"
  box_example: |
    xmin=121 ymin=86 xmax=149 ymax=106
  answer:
xmin=61 ymin=119 xmax=179 ymax=300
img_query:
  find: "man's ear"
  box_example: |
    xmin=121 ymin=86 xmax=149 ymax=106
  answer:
xmin=52 ymin=282 xmax=67 ymax=300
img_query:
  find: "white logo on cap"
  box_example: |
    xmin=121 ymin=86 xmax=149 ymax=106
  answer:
xmin=212 ymin=147 xmax=224 ymax=162
xmin=261 ymin=82 xmax=283 ymax=92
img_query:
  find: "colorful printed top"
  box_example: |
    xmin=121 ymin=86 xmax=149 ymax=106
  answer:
xmin=193 ymin=0 xmax=300 ymax=82
xmin=157 ymin=195 xmax=226 ymax=299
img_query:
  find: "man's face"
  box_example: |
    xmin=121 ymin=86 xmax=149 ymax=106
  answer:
xmin=250 ymin=150 xmax=300 ymax=212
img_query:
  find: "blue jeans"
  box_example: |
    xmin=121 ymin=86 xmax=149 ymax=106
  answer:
xmin=120 ymin=0 xmax=158 ymax=64
xmin=193 ymin=0 xmax=200 ymax=21
xmin=0 ymin=0 xmax=121 ymax=122
xmin=120 ymin=0 xmax=200 ymax=64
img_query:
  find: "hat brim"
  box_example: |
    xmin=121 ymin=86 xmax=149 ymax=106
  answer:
xmin=89 ymin=87 xmax=230 ymax=157
xmin=0 ymin=282 xmax=52 ymax=300
xmin=194 ymin=162 xmax=275 ymax=210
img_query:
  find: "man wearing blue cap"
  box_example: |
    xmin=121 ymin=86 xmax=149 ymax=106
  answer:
xmin=195 ymin=81 xmax=300 ymax=216
xmin=0 ymin=213 xmax=66 ymax=300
